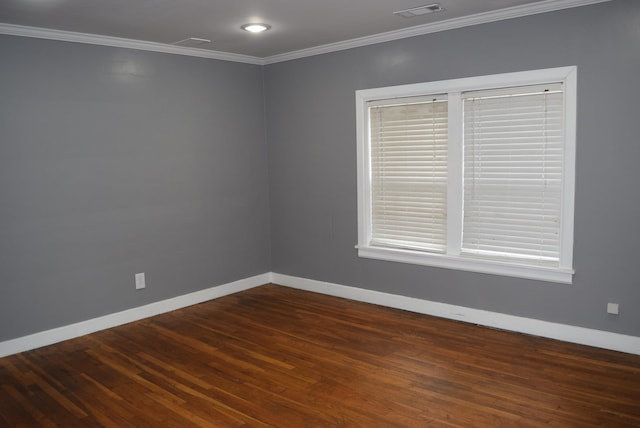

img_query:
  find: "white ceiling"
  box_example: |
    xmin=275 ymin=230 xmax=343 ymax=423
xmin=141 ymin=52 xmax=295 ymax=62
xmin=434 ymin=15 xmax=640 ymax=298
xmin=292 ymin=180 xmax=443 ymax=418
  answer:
xmin=0 ymin=0 xmax=608 ymax=61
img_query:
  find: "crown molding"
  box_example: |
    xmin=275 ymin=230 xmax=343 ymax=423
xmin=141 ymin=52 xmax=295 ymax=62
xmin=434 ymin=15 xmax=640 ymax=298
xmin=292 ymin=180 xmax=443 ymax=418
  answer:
xmin=263 ymin=0 xmax=611 ymax=64
xmin=0 ymin=0 xmax=611 ymax=66
xmin=0 ymin=23 xmax=264 ymax=65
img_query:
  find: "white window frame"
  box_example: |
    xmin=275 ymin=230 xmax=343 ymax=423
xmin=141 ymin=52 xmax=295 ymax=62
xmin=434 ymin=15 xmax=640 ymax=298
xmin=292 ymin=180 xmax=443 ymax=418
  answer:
xmin=356 ymin=67 xmax=576 ymax=284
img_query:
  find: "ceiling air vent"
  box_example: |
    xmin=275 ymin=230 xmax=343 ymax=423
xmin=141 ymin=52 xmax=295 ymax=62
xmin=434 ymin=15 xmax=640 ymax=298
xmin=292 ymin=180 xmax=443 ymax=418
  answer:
xmin=394 ymin=4 xmax=444 ymax=18
xmin=171 ymin=37 xmax=211 ymax=48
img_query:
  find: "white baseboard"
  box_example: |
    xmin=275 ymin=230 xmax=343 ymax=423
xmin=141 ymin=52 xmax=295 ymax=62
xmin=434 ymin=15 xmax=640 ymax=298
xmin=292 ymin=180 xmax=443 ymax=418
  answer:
xmin=3 ymin=271 xmax=639 ymax=358
xmin=271 ymin=273 xmax=640 ymax=355
xmin=0 ymin=272 xmax=272 ymax=358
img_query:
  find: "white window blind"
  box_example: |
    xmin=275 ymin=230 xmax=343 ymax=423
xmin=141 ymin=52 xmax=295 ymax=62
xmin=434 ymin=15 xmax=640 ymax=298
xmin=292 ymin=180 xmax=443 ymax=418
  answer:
xmin=369 ymin=97 xmax=448 ymax=252
xmin=357 ymin=67 xmax=576 ymax=283
xmin=462 ymin=84 xmax=564 ymax=263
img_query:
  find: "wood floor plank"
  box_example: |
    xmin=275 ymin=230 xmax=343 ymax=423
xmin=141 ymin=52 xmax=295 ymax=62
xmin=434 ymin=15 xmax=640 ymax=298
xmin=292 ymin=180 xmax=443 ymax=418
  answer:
xmin=1 ymin=284 xmax=639 ymax=427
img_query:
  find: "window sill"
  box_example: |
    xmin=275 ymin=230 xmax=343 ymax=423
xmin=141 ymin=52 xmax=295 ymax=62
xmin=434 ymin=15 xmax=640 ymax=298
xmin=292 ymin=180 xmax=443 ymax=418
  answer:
xmin=357 ymin=245 xmax=574 ymax=284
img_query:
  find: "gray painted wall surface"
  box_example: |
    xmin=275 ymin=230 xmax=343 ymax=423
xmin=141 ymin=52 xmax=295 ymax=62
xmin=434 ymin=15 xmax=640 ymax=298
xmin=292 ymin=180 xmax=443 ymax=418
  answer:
xmin=266 ymin=0 xmax=640 ymax=336
xmin=2 ymin=1 xmax=639 ymax=344
xmin=0 ymin=36 xmax=271 ymax=341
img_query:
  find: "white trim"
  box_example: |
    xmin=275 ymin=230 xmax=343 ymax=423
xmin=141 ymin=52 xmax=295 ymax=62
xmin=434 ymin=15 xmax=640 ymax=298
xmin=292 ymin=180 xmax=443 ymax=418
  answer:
xmin=0 ymin=272 xmax=272 ymax=358
xmin=2 ymin=271 xmax=639 ymax=358
xmin=357 ymin=246 xmax=574 ymax=284
xmin=263 ymin=0 xmax=611 ymax=64
xmin=355 ymin=90 xmax=372 ymax=250
xmin=446 ymin=92 xmax=463 ymax=257
xmin=560 ymin=67 xmax=577 ymax=268
xmin=355 ymin=67 xmax=578 ymax=101
xmin=1 ymin=0 xmax=611 ymax=65
xmin=271 ymin=273 xmax=640 ymax=355
xmin=0 ymin=23 xmax=264 ymax=65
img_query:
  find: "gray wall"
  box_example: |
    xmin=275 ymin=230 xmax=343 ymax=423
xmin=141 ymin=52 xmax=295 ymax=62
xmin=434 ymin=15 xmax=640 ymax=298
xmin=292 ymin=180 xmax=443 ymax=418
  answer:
xmin=0 ymin=36 xmax=271 ymax=341
xmin=2 ymin=0 xmax=639 ymax=344
xmin=266 ymin=0 xmax=640 ymax=336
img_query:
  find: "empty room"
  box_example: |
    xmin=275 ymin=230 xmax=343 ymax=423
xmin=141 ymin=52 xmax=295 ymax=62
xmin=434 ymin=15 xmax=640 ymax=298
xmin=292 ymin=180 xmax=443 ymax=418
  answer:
xmin=1 ymin=0 xmax=639 ymax=426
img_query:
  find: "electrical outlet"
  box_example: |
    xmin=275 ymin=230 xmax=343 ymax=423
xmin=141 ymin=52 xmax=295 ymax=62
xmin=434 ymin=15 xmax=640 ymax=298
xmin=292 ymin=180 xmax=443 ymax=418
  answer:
xmin=135 ymin=272 xmax=145 ymax=290
xmin=607 ymin=302 xmax=619 ymax=315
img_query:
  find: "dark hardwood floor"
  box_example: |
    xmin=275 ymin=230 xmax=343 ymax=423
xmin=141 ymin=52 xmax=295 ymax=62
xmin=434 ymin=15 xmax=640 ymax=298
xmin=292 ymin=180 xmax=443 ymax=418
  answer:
xmin=1 ymin=284 xmax=639 ymax=427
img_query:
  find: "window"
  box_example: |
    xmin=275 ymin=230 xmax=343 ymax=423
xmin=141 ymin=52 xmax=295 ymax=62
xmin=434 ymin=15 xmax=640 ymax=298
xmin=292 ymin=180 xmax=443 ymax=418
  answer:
xmin=356 ymin=67 xmax=576 ymax=283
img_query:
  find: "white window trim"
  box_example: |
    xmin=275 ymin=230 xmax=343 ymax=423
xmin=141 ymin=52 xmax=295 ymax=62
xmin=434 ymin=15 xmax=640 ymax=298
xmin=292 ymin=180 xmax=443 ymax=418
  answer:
xmin=356 ymin=67 xmax=576 ymax=284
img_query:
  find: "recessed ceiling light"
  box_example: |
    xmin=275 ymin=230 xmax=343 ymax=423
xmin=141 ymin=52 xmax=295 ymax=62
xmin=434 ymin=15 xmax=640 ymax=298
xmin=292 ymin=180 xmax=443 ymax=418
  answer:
xmin=394 ymin=3 xmax=444 ymax=18
xmin=241 ymin=23 xmax=271 ymax=33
